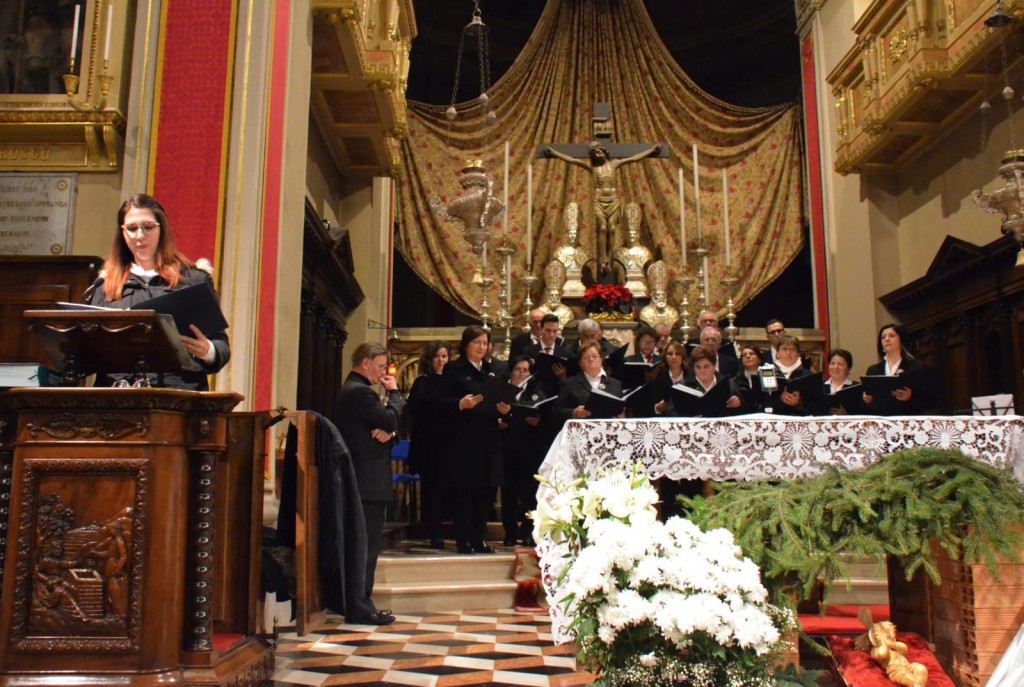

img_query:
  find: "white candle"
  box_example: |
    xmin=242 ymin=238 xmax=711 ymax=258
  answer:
xmin=503 ymin=141 xmax=510 ymax=236
xmin=104 ymin=3 xmax=114 ymax=62
xmin=678 ymin=167 xmax=686 ymax=268
xmin=723 ymin=167 xmax=731 ymax=267
xmin=482 ymin=240 xmax=487 ymax=267
xmin=70 ymin=4 xmax=81 ymax=68
xmin=692 ymin=145 xmax=702 ymax=239
xmin=526 ymin=162 xmax=533 ymax=268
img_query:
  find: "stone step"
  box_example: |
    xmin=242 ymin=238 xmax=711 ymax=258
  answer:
xmin=372 ymin=547 xmax=523 ymax=614
xmin=376 ymin=552 xmax=517 ymax=585
xmin=373 ymin=580 xmax=520 ymax=614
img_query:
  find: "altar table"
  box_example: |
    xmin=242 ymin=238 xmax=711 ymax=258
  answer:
xmin=538 ymin=414 xmax=1024 ymax=484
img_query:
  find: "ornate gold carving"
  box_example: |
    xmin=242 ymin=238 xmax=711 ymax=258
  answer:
xmin=946 ymin=0 xmax=955 ymax=32
xmin=26 ymin=413 xmax=149 ymax=440
xmin=889 ymin=29 xmax=909 ymax=64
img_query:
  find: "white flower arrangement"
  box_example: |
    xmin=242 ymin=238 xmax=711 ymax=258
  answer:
xmin=533 ymin=463 xmax=795 ymax=687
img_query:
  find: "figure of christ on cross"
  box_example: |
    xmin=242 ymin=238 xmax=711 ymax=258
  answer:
xmin=543 ymin=141 xmax=662 ymax=278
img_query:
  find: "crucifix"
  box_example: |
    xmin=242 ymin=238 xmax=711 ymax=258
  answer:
xmin=537 ymin=103 xmax=669 ymax=279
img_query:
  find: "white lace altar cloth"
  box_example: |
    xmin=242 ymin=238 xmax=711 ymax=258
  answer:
xmin=536 ymin=414 xmax=1024 ymax=642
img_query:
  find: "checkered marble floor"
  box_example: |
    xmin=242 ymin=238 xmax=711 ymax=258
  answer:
xmin=269 ymin=610 xmax=597 ymax=687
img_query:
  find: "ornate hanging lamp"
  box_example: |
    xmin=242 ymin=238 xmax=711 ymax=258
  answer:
xmin=444 ymin=1 xmax=496 ymax=126
xmin=972 ymin=2 xmax=1024 ymax=266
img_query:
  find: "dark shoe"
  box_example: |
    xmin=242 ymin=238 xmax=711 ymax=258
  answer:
xmin=502 ymin=536 xmax=517 ymax=546
xmin=457 ymin=544 xmax=475 ymax=554
xmin=429 ymin=538 xmax=445 ymax=549
xmin=347 ymin=610 xmax=395 ymax=625
xmin=520 ymin=535 xmax=536 ymax=547
xmin=472 ymin=542 xmax=495 ymax=554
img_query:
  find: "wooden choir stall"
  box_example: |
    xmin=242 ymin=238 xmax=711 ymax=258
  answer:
xmin=0 ymin=308 xmax=273 ymax=686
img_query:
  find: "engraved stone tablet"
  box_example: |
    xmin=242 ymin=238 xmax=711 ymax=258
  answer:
xmin=0 ymin=173 xmax=76 ymax=255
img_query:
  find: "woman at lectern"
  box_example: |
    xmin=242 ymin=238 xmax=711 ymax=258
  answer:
xmin=90 ymin=194 xmax=230 ymax=391
xmin=862 ymin=323 xmax=930 ymax=416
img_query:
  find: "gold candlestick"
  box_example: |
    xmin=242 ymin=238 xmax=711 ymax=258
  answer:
xmin=519 ymin=274 xmax=538 ymax=331
xmin=690 ymin=244 xmax=710 ymax=315
xmin=720 ymin=275 xmax=740 ymax=341
xmin=673 ymin=275 xmax=695 ymax=342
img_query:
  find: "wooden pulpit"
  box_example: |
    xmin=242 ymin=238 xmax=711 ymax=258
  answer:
xmin=0 ymin=311 xmax=273 ymax=686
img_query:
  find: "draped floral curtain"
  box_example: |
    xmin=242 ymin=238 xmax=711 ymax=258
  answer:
xmin=396 ymin=0 xmax=805 ymax=320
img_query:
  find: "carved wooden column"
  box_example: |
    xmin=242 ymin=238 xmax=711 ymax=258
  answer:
xmin=0 ymin=388 xmax=272 ymax=687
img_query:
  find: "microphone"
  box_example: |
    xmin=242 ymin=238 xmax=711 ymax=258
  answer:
xmin=81 ymin=276 xmax=104 ymax=303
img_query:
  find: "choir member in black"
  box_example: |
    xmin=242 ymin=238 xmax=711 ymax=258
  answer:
xmin=651 ymin=340 xmax=689 ymax=416
xmin=862 ymin=323 xmax=931 ymax=415
xmin=821 ymin=348 xmax=860 ymax=415
xmin=497 ymin=356 xmax=547 ymax=547
xmin=568 ymin=318 xmax=618 ymax=359
xmin=733 ymin=344 xmax=767 ymax=413
xmin=442 ymin=326 xmax=504 ymax=554
xmin=406 ymin=341 xmax=451 ymax=549
xmin=553 ymin=341 xmax=623 ymax=425
xmin=699 ymin=326 xmax=740 ymax=377
xmin=769 ymin=335 xmax=815 ymax=415
xmin=617 ymin=324 xmax=662 ymax=416
xmin=678 ymin=345 xmax=745 ymax=417
xmin=509 ymin=308 xmax=545 ymax=358
xmin=765 ymin=319 xmax=785 ymax=364
xmin=685 ymin=311 xmax=721 ymax=352
xmin=528 ymin=314 xmax=571 ymax=396
xmin=91 ymin=193 xmax=229 ymax=390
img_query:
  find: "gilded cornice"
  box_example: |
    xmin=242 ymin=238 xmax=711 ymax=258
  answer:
xmin=795 ymin=0 xmax=829 ymax=36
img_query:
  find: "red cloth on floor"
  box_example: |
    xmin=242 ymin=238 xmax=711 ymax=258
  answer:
xmin=830 ymin=632 xmax=955 ymax=687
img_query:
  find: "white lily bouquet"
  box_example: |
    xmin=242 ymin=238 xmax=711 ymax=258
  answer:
xmin=533 ymin=463 xmax=795 ymax=687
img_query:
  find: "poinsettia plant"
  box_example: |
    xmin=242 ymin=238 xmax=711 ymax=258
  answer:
xmin=582 ymin=284 xmax=636 ymax=315
xmin=533 ymin=463 xmax=796 ymax=687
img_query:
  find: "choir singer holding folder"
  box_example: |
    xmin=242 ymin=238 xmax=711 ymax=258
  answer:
xmin=90 ymin=194 xmax=230 ymax=391
xmin=553 ymin=341 xmax=624 ymax=425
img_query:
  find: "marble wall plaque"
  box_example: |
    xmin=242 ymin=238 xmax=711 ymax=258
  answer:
xmin=0 ymin=173 xmax=76 ymax=255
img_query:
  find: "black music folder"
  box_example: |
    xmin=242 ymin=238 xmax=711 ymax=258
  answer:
xmin=476 ymin=376 xmax=524 ymax=417
xmin=669 ymin=381 xmax=732 ymax=418
xmin=131 ymin=280 xmax=229 ymax=337
xmin=508 ymin=395 xmax=556 ymax=427
xmin=861 ymin=369 xmax=925 ymax=398
xmin=532 ymin=352 xmax=578 ymax=385
xmin=821 ymin=383 xmax=866 ymax=414
xmin=619 ymin=359 xmax=664 ymax=391
xmin=583 ymin=386 xmax=643 ymax=419
xmin=778 ymin=371 xmax=823 ymax=406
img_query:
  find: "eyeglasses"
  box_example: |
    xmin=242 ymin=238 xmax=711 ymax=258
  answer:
xmin=767 ymin=328 xmax=785 ymax=336
xmin=122 ymin=221 xmax=159 ymax=236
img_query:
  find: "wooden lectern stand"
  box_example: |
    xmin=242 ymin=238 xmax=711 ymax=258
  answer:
xmin=0 ymin=312 xmax=273 ymax=686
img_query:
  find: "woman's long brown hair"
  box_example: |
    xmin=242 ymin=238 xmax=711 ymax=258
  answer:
xmin=101 ymin=194 xmax=195 ymax=301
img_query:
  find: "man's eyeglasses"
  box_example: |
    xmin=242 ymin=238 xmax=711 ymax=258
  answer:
xmin=122 ymin=221 xmax=159 ymax=236
xmin=767 ymin=328 xmax=785 ymax=336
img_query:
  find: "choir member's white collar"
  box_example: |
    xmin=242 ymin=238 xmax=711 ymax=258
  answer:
xmin=585 ymin=373 xmax=604 ymax=390
xmin=828 ymin=378 xmax=849 ymax=394
xmin=884 ymin=357 xmax=902 ymax=376
xmin=777 ymin=359 xmax=802 ymax=377
xmin=698 ymin=376 xmax=718 ymax=392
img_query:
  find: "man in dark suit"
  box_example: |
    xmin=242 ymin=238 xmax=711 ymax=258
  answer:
xmin=334 ymin=342 xmax=404 ymax=625
xmin=528 ymin=313 xmax=572 ymax=396
xmin=698 ymin=326 xmax=739 ymax=378
xmin=509 ymin=308 xmax=546 ymax=359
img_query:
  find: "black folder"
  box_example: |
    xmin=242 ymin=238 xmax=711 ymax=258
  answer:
xmin=669 ymin=381 xmax=733 ymax=418
xmin=583 ymin=386 xmax=643 ymax=419
xmin=821 ymin=383 xmax=866 ymax=414
xmin=619 ymin=359 xmax=664 ymax=391
xmin=507 ymin=396 xmax=556 ymax=427
xmin=476 ymin=376 xmax=523 ymax=418
xmin=778 ymin=371 xmax=823 ymax=405
xmin=861 ymin=369 xmax=924 ymax=398
xmin=130 ymin=280 xmax=229 ymax=337
xmin=532 ymin=352 xmax=578 ymax=386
